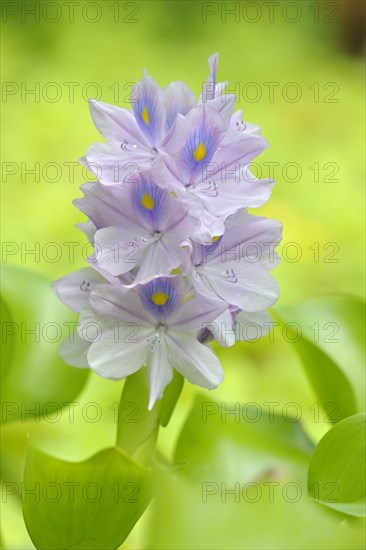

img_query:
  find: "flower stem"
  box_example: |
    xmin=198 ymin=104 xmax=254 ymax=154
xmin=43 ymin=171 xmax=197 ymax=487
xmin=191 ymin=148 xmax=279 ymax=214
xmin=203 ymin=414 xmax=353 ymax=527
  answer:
xmin=115 ymin=368 xmax=160 ymax=466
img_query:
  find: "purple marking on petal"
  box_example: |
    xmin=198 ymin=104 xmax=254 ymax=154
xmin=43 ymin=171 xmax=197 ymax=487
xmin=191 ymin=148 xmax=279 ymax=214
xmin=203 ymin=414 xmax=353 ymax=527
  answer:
xmin=179 ymin=105 xmax=226 ymax=183
xmin=138 ymin=277 xmax=184 ymax=322
xmin=130 ymin=172 xmax=170 ymax=231
xmin=132 ymin=71 xmax=166 ymax=148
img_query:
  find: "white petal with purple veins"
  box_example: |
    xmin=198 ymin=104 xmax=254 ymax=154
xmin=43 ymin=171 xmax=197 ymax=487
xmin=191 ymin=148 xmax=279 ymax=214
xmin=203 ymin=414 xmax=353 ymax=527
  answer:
xmin=235 ymin=310 xmax=274 ymax=341
xmin=166 ymin=331 xmax=224 ymax=390
xmin=168 ymin=292 xmax=226 ymax=331
xmin=89 ymin=99 xmax=148 ymax=145
xmin=52 ymin=267 xmax=106 ymax=312
xmin=59 ymin=331 xmax=91 ymax=368
xmin=147 ymin=337 xmax=173 ymax=410
xmin=87 ymin=327 xmax=150 ymax=379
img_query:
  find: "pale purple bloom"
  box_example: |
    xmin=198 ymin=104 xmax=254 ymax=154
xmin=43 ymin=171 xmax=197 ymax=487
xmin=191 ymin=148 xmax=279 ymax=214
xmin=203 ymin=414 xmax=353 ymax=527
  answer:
xmin=198 ymin=307 xmax=274 ymax=348
xmin=153 ymin=103 xmax=273 ymax=240
xmin=54 ymin=53 xmax=282 ymax=407
xmin=81 ymin=70 xmax=189 ymax=184
xmin=52 ymin=266 xmax=125 ymax=368
xmin=74 ymin=172 xmax=197 ymax=285
xmin=60 ymin=277 xmax=226 ymax=409
xmin=188 ymin=210 xmax=282 ymax=312
xmin=82 ymin=54 xmax=235 ymax=186
xmin=53 ymin=267 xmax=108 ymax=312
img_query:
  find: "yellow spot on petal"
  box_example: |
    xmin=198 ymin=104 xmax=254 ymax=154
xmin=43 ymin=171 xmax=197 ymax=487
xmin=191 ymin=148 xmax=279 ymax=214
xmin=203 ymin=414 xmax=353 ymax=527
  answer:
xmin=141 ymin=106 xmax=149 ymax=125
xmin=171 ymin=268 xmax=181 ymax=275
xmin=151 ymin=290 xmax=170 ymax=305
xmin=171 ymin=191 xmax=177 ymax=198
xmin=212 ymin=236 xmax=220 ymax=242
xmin=193 ymin=142 xmax=206 ymax=162
xmin=140 ymin=193 xmax=154 ymax=210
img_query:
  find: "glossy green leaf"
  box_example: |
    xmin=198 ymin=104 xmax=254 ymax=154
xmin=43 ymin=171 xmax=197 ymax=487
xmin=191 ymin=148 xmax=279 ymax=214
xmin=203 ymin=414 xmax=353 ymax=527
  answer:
xmin=275 ymin=296 xmax=365 ymax=423
xmin=174 ymin=394 xmax=314 ymax=484
xmin=1 ymin=265 xmax=89 ymax=423
xmin=23 ymin=446 xmax=153 ymax=550
xmin=154 ymin=396 xmax=364 ymax=549
xmin=308 ymin=413 xmax=366 ymax=517
xmin=150 ymin=471 xmax=366 ymax=550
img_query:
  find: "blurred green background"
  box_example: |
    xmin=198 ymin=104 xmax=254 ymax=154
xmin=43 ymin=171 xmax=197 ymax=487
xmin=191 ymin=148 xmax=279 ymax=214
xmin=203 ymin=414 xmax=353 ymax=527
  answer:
xmin=1 ymin=1 xmax=365 ymax=548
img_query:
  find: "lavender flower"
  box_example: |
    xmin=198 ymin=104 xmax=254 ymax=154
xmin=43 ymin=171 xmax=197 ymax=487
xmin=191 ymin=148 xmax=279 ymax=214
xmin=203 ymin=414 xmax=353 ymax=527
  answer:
xmin=81 ymin=54 xmax=235 ymax=185
xmin=59 ymin=277 xmax=226 ymax=409
xmin=188 ymin=210 xmax=282 ymax=312
xmin=54 ymin=53 xmax=282 ymax=407
xmin=153 ymin=103 xmax=273 ymax=240
xmin=74 ymin=172 xmax=196 ymax=285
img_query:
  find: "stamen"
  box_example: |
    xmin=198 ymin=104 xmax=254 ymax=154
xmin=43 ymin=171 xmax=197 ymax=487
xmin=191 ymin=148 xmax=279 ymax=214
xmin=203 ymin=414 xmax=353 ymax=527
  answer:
xmin=79 ymin=280 xmax=90 ymax=292
xmin=146 ymin=328 xmax=164 ymax=353
xmin=223 ymin=269 xmax=238 ymax=283
xmin=203 ymin=181 xmax=218 ymax=197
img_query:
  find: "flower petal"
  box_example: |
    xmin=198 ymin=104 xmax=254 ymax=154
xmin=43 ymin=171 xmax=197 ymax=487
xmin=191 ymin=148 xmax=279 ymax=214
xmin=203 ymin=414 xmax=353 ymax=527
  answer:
xmin=212 ymin=133 xmax=269 ymax=173
xmin=166 ymin=331 xmax=224 ymax=390
xmin=52 ymin=267 xmax=106 ymax=312
xmin=94 ymin=227 xmax=151 ymax=277
xmin=129 ymin=239 xmax=188 ymax=286
xmin=138 ymin=276 xmax=185 ymax=322
xmin=74 ymin=181 xmax=146 ymax=233
xmin=198 ymin=263 xmax=280 ymax=312
xmin=59 ymin=330 xmax=91 ymax=368
xmin=146 ymin=338 xmax=173 ymax=410
xmin=87 ymin=326 xmax=150 ymax=379
xmin=228 ymin=108 xmax=262 ymax=138
xmin=195 ymin=177 xmax=274 ymax=216
xmin=168 ymin=292 xmax=226 ymax=331
xmin=199 ymin=307 xmax=236 ymax=348
xmin=132 ymin=71 xmax=166 ymax=147
xmin=183 ymin=104 xmax=227 ymax=182
xmin=82 ymin=141 xmax=151 ymax=186
xmin=88 ymin=284 xmax=154 ymax=326
xmin=207 ymin=92 xmax=236 ymax=128
xmin=76 ymin=220 xmax=97 ymax=242
xmin=88 ymin=99 xmax=147 ymax=145
xmin=162 ymin=81 xmax=196 ymax=130
xmin=217 ymin=210 xmax=282 ymax=269
xmin=235 ymin=310 xmax=273 ymax=341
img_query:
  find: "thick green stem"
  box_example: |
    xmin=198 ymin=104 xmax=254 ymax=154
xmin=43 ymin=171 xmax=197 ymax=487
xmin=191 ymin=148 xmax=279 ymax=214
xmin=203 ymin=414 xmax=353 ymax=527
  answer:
xmin=116 ymin=368 xmax=160 ymax=466
xmin=115 ymin=368 xmax=184 ymax=466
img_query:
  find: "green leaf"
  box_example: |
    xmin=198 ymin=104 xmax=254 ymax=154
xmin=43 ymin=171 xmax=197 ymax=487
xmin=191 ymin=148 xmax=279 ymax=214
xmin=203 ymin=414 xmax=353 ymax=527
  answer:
xmin=275 ymin=296 xmax=364 ymax=423
xmin=174 ymin=394 xmax=314 ymax=484
xmin=1 ymin=265 xmax=89 ymax=423
xmin=151 ymin=396 xmax=364 ymax=550
xmin=22 ymin=446 xmax=153 ymax=550
xmin=116 ymin=369 xmax=160 ymax=465
xmin=308 ymin=413 xmax=366 ymax=517
xmin=150 ymin=471 xmax=366 ymax=550
xmin=159 ymin=370 xmax=184 ymax=427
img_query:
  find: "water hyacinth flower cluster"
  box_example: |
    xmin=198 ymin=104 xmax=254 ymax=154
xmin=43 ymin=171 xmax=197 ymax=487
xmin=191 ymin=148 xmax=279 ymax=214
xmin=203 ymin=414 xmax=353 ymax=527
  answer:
xmin=53 ymin=54 xmax=282 ymax=409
